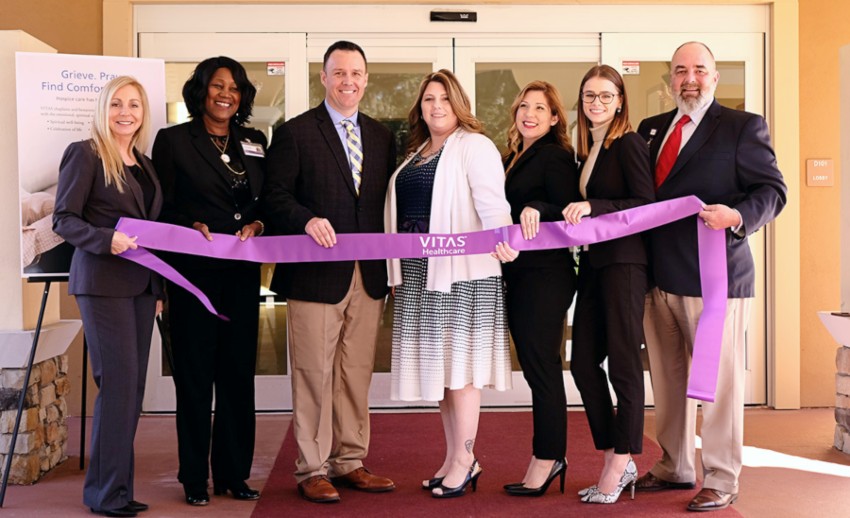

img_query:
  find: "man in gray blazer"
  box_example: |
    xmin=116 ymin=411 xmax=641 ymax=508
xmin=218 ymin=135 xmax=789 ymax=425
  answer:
xmin=635 ymin=42 xmax=787 ymax=512
xmin=263 ymin=41 xmax=397 ymax=503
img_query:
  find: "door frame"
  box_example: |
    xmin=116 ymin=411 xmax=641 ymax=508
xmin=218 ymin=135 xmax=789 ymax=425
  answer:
xmin=131 ymin=2 xmax=792 ymax=411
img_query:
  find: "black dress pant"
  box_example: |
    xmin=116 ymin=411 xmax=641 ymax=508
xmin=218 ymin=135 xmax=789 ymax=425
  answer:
xmin=504 ymin=265 xmax=575 ymax=460
xmin=570 ymin=259 xmax=647 ymax=454
xmin=168 ymin=261 xmax=261 ymax=488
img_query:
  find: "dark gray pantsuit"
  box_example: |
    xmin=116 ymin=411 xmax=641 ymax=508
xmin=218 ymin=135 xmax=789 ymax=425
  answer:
xmin=53 ymin=140 xmax=163 ymax=513
xmin=77 ymin=293 xmax=157 ymax=510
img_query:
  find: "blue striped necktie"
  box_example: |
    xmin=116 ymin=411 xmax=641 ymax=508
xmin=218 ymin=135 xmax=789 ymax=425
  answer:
xmin=341 ymin=119 xmax=363 ymax=195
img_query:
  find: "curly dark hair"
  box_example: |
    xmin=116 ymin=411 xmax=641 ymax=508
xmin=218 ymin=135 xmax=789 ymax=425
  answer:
xmin=182 ymin=56 xmax=256 ymax=126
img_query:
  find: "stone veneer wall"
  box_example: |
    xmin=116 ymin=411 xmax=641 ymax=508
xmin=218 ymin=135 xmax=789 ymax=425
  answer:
xmin=836 ymin=346 xmax=850 ymax=453
xmin=0 ymin=355 xmax=69 ymax=484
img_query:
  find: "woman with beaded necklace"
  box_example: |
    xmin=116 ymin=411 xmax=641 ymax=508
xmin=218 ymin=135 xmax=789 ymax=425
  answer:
xmin=152 ymin=56 xmax=266 ymax=507
xmin=384 ymin=69 xmax=518 ymax=499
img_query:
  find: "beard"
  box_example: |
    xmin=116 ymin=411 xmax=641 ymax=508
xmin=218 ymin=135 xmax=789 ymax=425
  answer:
xmin=675 ymin=82 xmax=712 ymax=114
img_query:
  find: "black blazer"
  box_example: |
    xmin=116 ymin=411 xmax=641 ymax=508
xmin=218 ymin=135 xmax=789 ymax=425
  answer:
xmin=503 ymin=132 xmax=579 ymax=270
xmin=152 ymin=118 xmax=267 ymax=271
xmin=637 ymin=100 xmax=787 ymax=298
xmin=263 ymin=103 xmax=396 ymax=304
xmin=53 ymin=140 xmax=163 ymax=297
xmin=580 ymin=131 xmax=655 ymax=268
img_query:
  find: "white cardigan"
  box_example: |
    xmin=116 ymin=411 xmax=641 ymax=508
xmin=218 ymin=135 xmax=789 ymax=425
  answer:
xmin=384 ymin=128 xmax=512 ymax=293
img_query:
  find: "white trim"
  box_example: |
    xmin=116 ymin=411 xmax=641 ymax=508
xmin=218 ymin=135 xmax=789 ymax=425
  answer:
xmin=135 ymin=4 xmax=768 ymax=34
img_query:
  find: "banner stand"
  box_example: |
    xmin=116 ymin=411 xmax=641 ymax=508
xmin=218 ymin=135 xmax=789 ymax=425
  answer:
xmin=0 ymin=276 xmax=66 ymax=506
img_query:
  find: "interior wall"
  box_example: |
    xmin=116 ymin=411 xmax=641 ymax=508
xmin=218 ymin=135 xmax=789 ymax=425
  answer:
xmin=799 ymin=0 xmax=845 ymax=406
xmin=0 ymin=0 xmax=102 ymax=55
xmin=1 ymin=0 xmax=103 ymax=417
xmin=4 ymin=0 xmax=825 ymax=411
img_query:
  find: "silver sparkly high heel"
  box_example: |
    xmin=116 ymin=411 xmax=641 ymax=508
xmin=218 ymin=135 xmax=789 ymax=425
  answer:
xmin=581 ymin=458 xmax=637 ymax=504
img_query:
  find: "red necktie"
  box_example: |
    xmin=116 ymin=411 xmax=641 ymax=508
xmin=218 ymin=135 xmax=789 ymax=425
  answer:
xmin=654 ymin=115 xmax=691 ymax=190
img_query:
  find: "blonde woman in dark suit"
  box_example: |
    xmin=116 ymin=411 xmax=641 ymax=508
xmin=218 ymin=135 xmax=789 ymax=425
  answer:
xmin=53 ymin=76 xmax=162 ymax=518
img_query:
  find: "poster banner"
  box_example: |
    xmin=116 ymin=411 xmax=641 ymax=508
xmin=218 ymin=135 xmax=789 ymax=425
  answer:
xmin=15 ymin=52 xmax=166 ymax=277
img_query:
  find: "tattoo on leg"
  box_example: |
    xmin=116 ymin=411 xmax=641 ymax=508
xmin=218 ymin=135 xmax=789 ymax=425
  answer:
xmin=465 ymin=439 xmax=474 ymax=454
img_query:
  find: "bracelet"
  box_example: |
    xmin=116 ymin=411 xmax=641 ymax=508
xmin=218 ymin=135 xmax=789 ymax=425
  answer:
xmin=253 ymin=220 xmax=265 ymax=236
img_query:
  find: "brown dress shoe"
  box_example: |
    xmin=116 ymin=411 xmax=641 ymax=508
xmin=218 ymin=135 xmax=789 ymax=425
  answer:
xmin=331 ymin=467 xmax=396 ymax=493
xmin=635 ymin=472 xmax=696 ymax=492
xmin=298 ymin=475 xmax=340 ymax=503
xmin=687 ymin=488 xmax=738 ymax=512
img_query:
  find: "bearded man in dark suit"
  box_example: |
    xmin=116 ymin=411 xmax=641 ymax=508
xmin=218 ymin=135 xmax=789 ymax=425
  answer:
xmin=263 ymin=40 xmax=397 ymax=504
xmin=635 ymin=41 xmax=786 ymax=512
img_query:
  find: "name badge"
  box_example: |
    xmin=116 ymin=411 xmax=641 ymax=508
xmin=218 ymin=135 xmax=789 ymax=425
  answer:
xmin=241 ymin=141 xmax=265 ymax=158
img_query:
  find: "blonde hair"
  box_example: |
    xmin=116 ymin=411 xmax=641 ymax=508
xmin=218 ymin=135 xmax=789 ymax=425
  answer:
xmin=406 ymin=69 xmax=483 ymax=155
xmin=575 ymin=65 xmax=632 ymax=162
xmin=504 ymin=80 xmax=573 ymax=163
xmin=90 ymin=76 xmax=151 ymax=193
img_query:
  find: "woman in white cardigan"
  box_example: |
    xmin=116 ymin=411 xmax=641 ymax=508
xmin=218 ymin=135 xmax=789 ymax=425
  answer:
xmin=384 ymin=69 xmax=517 ymax=499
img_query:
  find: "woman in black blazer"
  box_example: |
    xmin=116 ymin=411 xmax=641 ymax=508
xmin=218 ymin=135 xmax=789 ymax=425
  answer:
xmin=152 ymin=57 xmax=266 ymax=506
xmin=563 ymin=65 xmax=654 ymax=504
xmin=53 ymin=76 xmax=162 ymax=518
xmin=501 ymin=81 xmax=580 ymax=497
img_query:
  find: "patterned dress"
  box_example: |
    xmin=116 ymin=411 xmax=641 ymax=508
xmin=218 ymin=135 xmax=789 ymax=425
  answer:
xmin=391 ymin=149 xmax=512 ymax=402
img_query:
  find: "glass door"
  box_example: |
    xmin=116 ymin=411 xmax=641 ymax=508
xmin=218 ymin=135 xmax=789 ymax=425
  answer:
xmin=602 ymin=33 xmax=767 ymax=405
xmin=452 ymin=36 xmax=600 ymax=407
xmin=137 ymin=32 xmax=307 ymax=411
xmin=304 ymin=35 xmax=453 ymax=408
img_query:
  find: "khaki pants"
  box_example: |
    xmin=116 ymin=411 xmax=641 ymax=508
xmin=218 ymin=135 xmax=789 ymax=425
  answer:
xmin=643 ymin=287 xmax=751 ymax=494
xmin=287 ymin=263 xmax=385 ymax=482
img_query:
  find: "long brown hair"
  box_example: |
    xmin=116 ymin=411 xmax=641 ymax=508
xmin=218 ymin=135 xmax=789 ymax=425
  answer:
xmin=504 ymin=80 xmax=573 ymax=162
xmin=575 ymin=65 xmax=632 ymax=161
xmin=405 ymin=69 xmax=483 ymax=156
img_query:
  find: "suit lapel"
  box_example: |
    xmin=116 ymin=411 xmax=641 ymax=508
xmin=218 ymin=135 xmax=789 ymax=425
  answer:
xmin=315 ymin=105 xmax=359 ymax=198
xmin=229 ymin=125 xmax=263 ymax=200
xmin=505 ymin=146 xmax=537 ymax=186
xmin=664 ymin=101 xmax=722 ymax=185
xmin=648 ymin=111 xmax=677 ymax=165
xmin=505 ymin=132 xmax=558 ymax=186
xmin=189 ymin=117 xmax=237 ymax=188
xmin=585 ymin=142 xmax=611 ymax=194
xmin=122 ymin=161 xmax=147 ymax=218
xmin=138 ymin=152 xmax=163 ymax=220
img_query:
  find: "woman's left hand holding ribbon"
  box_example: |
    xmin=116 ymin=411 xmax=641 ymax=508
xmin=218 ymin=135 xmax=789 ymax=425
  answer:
xmin=492 ymin=241 xmax=520 ymax=264
xmin=562 ymin=201 xmax=591 ymax=225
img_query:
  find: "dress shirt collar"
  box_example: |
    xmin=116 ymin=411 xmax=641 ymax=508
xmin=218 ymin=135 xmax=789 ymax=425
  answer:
xmin=324 ymin=100 xmax=360 ymax=129
xmin=673 ymin=96 xmax=713 ymax=128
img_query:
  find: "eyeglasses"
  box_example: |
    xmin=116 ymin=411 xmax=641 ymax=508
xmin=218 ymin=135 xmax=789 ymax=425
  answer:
xmin=581 ymin=92 xmax=619 ymax=104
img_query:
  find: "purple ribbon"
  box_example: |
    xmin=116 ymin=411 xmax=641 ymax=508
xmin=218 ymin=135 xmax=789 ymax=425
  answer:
xmin=116 ymin=195 xmax=726 ymax=401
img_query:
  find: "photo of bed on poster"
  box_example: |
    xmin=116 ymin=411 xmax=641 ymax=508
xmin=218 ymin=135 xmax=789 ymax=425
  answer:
xmin=15 ymin=52 xmax=165 ymax=277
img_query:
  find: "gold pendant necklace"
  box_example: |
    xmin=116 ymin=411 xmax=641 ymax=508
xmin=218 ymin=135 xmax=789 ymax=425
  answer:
xmin=210 ymin=134 xmax=246 ymax=176
xmin=210 ymin=133 xmax=231 ymax=163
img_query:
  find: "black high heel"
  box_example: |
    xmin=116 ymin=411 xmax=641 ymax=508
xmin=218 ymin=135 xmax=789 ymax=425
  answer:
xmin=213 ymin=480 xmax=260 ymax=500
xmin=432 ymin=460 xmax=482 ymax=499
xmin=422 ymin=476 xmax=445 ymax=490
xmin=504 ymin=458 xmax=567 ymax=497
